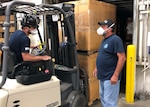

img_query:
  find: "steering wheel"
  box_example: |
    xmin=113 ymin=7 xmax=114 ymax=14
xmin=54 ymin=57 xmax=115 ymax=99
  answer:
xmin=31 ymin=43 xmax=46 ymax=56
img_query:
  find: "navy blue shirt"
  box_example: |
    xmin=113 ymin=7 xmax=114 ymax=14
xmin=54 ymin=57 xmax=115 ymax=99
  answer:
xmin=9 ymin=30 xmax=30 ymax=63
xmin=96 ymin=34 xmax=125 ymax=81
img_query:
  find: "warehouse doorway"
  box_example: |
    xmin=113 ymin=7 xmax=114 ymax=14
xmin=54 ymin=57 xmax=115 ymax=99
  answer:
xmin=117 ymin=9 xmax=133 ymax=93
xmin=98 ymin=0 xmax=133 ymax=93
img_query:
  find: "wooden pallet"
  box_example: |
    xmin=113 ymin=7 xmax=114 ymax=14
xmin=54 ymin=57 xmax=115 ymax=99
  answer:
xmin=88 ymin=98 xmax=100 ymax=106
xmin=77 ymin=50 xmax=98 ymax=55
xmin=87 ymin=78 xmax=100 ymax=106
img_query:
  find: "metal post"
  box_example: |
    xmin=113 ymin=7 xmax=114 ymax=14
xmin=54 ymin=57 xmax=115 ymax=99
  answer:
xmin=126 ymin=45 xmax=136 ymax=103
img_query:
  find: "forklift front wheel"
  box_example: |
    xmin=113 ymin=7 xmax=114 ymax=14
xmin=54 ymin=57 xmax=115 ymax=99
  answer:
xmin=69 ymin=92 xmax=87 ymax=107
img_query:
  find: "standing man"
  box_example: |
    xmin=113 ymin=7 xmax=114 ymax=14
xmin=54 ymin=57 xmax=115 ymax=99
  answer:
xmin=93 ymin=19 xmax=126 ymax=107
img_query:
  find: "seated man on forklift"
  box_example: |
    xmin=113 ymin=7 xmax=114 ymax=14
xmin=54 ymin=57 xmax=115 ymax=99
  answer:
xmin=9 ymin=15 xmax=51 ymax=74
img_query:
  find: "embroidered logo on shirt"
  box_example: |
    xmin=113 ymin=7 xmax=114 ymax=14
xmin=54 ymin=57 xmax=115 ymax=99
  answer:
xmin=25 ymin=47 xmax=30 ymax=51
xmin=104 ymin=44 xmax=108 ymax=49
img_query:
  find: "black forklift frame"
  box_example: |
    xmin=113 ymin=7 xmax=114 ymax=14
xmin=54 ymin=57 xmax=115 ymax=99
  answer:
xmin=0 ymin=1 xmax=79 ymax=90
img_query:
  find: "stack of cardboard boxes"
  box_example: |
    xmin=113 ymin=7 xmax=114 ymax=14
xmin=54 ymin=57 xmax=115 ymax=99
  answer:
xmin=68 ymin=0 xmax=116 ymax=105
xmin=0 ymin=15 xmax=15 ymax=64
xmin=0 ymin=15 xmax=15 ymax=38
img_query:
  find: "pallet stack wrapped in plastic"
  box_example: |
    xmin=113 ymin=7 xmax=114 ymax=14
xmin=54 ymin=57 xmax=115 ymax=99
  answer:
xmin=67 ymin=0 xmax=116 ymax=105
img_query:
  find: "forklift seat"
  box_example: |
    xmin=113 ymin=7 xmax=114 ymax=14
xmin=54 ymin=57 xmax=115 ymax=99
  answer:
xmin=4 ymin=49 xmax=53 ymax=85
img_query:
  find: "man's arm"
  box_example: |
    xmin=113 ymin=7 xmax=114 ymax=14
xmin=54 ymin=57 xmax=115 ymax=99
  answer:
xmin=111 ymin=52 xmax=126 ymax=84
xmin=22 ymin=52 xmax=51 ymax=62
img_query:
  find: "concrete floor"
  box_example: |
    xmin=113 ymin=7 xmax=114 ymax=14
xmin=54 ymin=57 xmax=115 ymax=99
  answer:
xmin=89 ymin=93 xmax=150 ymax=107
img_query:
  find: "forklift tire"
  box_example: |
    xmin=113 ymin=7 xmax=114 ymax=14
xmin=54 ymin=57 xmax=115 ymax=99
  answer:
xmin=69 ymin=92 xmax=87 ymax=107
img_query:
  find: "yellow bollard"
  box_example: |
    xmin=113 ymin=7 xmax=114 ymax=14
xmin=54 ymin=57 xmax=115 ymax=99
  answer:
xmin=125 ymin=44 xmax=136 ymax=103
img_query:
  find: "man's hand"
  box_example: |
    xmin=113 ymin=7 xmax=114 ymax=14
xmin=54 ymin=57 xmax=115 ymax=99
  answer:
xmin=93 ymin=68 xmax=97 ymax=77
xmin=30 ymin=45 xmax=39 ymax=49
xmin=42 ymin=55 xmax=51 ymax=61
xmin=110 ymin=74 xmax=118 ymax=84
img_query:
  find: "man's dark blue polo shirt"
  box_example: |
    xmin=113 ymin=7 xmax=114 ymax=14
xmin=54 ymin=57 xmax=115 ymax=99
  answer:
xmin=9 ymin=30 xmax=30 ymax=63
xmin=96 ymin=34 xmax=125 ymax=81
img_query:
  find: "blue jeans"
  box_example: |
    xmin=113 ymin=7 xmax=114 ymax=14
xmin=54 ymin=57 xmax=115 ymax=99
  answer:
xmin=99 ymin=80 xmax=120 ymax=107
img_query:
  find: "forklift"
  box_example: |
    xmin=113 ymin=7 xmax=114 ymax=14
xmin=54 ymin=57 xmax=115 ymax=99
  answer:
xmin=0 ymin=1 xmax=88 ymax=107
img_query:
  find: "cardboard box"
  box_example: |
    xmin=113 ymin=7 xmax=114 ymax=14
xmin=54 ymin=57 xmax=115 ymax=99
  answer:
xmin=76 ymin=0 xmax=116 ymax=26
xmin=63 ymin=0 xmax=116 ymax=51
xmin=0 ymin=15 xmax=14 ymax=21
xmin=0 ymin=38 xmax=4 ymax=42
xmin=78 ymin=52 xmax=98 ymax=78
xmin=88 ymin=77 xmax=99 ymax=105
xmin=0 ymin=15 xmax=15 ymax=33
xmin=0 ymin=26 xmax=15 ymax=33
xmin=76 ymin=25 xmax=103 ymax=51
xmin=73 ymin=0 xmax=116 ymax=50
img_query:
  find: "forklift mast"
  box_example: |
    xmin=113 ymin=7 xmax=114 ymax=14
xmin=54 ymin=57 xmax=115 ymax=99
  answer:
xmin=47 ymin=3 xmax=76 ymax=67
